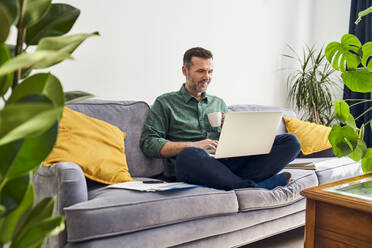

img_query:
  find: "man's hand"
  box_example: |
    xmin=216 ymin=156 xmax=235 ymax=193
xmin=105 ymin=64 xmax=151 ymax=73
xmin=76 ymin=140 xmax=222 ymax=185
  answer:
xmin=160 ymin=139 xmax=219 ymax=157
xmin=193 ymin=139 xmax=219 ymax=153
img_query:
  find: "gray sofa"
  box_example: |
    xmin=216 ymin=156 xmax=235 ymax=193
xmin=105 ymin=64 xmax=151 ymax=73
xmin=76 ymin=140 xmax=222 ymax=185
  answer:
xmin=33 ymin=100 xmax=363 ymax=248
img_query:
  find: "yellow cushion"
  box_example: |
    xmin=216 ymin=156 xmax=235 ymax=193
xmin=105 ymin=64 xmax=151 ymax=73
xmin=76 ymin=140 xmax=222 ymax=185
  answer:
xmin=44 ymin=107 xmax=134 ymax=184
xmin=283 ymin=117 xmax=332 ymax=155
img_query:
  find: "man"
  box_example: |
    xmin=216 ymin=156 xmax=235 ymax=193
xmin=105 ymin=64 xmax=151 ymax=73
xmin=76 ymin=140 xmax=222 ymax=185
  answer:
xmin=140 ymin=47 xmax=301 ymax=190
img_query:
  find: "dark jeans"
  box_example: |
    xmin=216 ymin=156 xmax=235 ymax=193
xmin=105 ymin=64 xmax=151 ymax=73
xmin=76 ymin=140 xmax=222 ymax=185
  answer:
xmin=175 ymin=133 xmax=301 ymax=190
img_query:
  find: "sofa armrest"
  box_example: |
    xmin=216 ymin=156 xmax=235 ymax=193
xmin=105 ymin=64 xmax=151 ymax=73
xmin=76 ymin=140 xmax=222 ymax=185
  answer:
xmin=33 ymin=162 xmax=88 ymax=214
xmin=33 ymin=162 xmax=88 ymax=248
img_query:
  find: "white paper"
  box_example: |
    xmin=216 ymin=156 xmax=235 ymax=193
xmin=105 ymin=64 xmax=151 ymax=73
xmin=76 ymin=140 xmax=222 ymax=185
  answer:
xmin=107 ymin=181 xmax=200 ymax=192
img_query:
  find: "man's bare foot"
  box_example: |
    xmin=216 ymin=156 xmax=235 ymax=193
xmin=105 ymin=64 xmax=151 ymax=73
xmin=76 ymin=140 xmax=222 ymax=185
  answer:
xmin=284 ymin=172 xmax=292 ymax=184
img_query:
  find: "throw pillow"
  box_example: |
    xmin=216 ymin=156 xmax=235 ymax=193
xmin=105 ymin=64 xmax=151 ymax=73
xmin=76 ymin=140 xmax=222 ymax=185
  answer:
xmin=44 ymin=107 xmax=134 ymax=184
xmin=283 ymin=117 xmax=332 ymax=155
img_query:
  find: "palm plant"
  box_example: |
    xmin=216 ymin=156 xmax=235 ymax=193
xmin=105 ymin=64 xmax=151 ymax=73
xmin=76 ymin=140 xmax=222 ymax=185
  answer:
xmin=284 ymin=45 xmax=341 ymax=126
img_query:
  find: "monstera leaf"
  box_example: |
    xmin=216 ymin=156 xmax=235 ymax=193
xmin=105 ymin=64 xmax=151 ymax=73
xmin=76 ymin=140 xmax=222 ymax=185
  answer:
xmin=334 ymin=100 xmax=356 ymax=128
xmin=341 ymin=68 xmax=372 ymax=93
xmin=361 ymin=148 xmax=372 ymax=173
xmin=328 ymin=124 xmax=359 ymax=157
xmin=325 ymin=34 xmax=361 ymax=72
xmin=361 ymin=42 xmax=372 ymax=72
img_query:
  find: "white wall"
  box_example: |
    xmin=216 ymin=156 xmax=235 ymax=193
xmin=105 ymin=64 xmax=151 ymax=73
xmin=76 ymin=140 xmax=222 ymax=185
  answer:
xmin=25 ymin=0 xmax=350 ymax=107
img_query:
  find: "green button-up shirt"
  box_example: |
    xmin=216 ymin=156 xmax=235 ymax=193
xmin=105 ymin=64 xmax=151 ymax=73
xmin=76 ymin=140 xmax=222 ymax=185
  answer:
xmin=140 ymin=84 xmax=228 ymax=176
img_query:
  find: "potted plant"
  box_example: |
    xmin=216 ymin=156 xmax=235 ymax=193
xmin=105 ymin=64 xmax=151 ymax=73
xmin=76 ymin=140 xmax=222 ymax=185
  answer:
xmin=283 ymin=45 xmax=341 ymax=126
xmin=0 ymin=0 xmax=97 ymax=246
xmin=325 ymin=7 xmax=372 ymax=173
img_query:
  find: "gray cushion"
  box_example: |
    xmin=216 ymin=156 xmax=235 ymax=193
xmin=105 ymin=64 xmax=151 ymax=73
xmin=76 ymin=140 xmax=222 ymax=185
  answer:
xmin=67 ymin=100 xmax=164 ymax=177
xmin=64 ymin=187 xmax=238 ymax=242
xmin=228 ymin=104 xmax=297 ymax=134
xmin=234 ymin=169 xmax=318 ymax=211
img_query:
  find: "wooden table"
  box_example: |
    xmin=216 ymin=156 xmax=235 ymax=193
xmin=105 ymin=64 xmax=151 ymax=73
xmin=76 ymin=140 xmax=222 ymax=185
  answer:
xmin=301 ymin=173 xmax=372 ymax=248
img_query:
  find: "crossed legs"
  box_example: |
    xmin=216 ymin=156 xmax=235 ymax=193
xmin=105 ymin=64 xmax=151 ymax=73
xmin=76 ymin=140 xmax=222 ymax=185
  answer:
xmin=175 ymin=134 xmax=301 ymax=190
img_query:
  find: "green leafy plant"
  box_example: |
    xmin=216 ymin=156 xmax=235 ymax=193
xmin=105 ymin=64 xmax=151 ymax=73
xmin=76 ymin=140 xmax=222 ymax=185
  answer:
xmin=0 ymin=0 xmax=97 ymax=246
xmin=284 ymin=45 xmax=341 ymax=126
xmin=325 ymin=9 xmax=372 ymax=173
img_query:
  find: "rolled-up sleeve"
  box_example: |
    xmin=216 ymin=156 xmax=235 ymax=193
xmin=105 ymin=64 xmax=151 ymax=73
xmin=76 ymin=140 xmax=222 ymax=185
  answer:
xmin=140 ymin=99 xmax=169 ymax=158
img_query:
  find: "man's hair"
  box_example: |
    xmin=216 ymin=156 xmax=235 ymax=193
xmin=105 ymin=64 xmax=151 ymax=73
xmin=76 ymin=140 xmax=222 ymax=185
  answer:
xmin=183 ymin=47 xmax=213 ymax=69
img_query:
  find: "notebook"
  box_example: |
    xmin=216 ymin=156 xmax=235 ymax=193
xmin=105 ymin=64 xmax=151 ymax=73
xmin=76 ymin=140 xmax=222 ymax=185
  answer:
xmin=211 ymin=112 xmax=283 ymax=159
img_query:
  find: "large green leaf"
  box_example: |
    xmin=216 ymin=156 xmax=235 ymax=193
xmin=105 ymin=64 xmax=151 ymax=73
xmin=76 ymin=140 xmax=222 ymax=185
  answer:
xmin=0 ymin=50 xmax=71 ymax=77
xmin=25 ymin=3 xmax=80 ymax=45
xmin=12 ymin=197 xmax=64 ymax=247
xmin=0 ymin=205 xmax=5 ymax=216
xmin=361 ymin=42 xmax=372 ymax=72
xmin=325 ymin=34 xmax=361 ymax=72
xmin=0 ymin=139 xmax=23 ymax=182
xmin=0 ymin=103 xmax=61 ymax=146
xmin=0 ymin=0 xmax=20 ymax=24
xmin=17 ymin=197 xmax=55 ymax=232
xmin=0 ymin=173 xmax=30 ymax=217
xmin=36 ymin=32 xmax=99 ymax=55
xmin=20 ymin=0 xmax=51 ymax=28
xmin=33 ymin=32 xmax=99 ymax=69
xmin=11 ymin=216 xmax=64 ymax=248
xmin=341 ymin=68 xmax=372 ymax=93
xmin=0 ymin=184 xmax=34 ymax=243
xmin=8 ymin=73 xmax=64 ymax=107
xmin=361 ymin=148 xmax=372 ymax=173
xmin=7 ymin=121 xmax=58 ymax=180
xmin=0 ymin=33 xmax=98 ymax=75
xmin=0 ymin=4 xmax=12 ymax=43
xmin=0 ymin=43 xmax=13 ymax=96
xmin=65 ymin=91 xmax=94 ymax=104
xmin=334 ymin=100 xmax=356 ymax=128
xmin=355 ymin=6 xmax=372 ymax=24
xmin=347 ymin=139 xmax=367 ymax=161
xmin=328 ymin=124 xmax=359 ymax=157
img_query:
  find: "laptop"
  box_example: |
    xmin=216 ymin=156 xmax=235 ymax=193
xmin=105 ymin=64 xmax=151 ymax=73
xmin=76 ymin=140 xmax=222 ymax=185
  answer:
xmin=211 ymin=112 xmax=283 ymax=159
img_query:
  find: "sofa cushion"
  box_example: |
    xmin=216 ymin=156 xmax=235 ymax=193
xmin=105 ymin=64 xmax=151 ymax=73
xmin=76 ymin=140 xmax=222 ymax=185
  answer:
xmin=67 ymin=100 xmax=164 ymax=178
xmin=63 ymin=199 xmax=306 ymax=248
xmin=234 ymin=169 xmax=318 ymax=212
xmin=64 ymin=187 xmax=238 ymax=242
xmin=228 ymin=104 xmax=297 ymax=134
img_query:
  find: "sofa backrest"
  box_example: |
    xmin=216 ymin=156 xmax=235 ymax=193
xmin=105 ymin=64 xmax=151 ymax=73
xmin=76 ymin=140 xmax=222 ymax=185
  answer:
xmin=66 ymin=100 xmax=297 ymax=179
xmin=67 ymin=100 xmax=164 ymax=178
xmin=228 ymin=104 xmax=297 ymax=134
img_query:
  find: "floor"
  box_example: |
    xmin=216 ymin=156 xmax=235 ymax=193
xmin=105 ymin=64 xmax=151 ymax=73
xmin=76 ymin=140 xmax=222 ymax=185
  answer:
xmin=242 ymin=226 xmax=305 ymax=248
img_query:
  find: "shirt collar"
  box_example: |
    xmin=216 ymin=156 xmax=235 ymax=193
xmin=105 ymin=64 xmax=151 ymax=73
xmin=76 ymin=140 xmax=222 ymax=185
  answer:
xmin=179 ymin=84 xmax=209 ymax=103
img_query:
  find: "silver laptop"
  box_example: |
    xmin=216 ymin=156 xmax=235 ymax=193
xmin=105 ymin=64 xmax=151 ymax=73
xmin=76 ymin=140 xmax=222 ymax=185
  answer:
xmin=212 ymin=112 xmax=283 ymax=159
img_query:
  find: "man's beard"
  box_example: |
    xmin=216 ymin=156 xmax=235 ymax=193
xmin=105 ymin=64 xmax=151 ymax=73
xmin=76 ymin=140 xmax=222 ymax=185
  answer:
xmin=188 ymin=77 xmax=209 ymax=93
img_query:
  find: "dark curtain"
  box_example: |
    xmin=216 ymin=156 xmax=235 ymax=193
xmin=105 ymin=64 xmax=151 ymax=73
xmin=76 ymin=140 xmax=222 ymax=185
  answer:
xmin=345 ymin=0 xmax=372 ymax=147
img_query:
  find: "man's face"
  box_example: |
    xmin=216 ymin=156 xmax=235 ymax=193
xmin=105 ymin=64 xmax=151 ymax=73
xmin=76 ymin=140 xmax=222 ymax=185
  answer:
xmin=183 ymin=57 xmax=214 ymax=96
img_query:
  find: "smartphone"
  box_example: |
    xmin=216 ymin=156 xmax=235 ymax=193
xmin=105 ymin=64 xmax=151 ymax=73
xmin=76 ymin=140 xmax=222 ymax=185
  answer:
xmin=142 ymin=179 xmax=165 ymax=184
